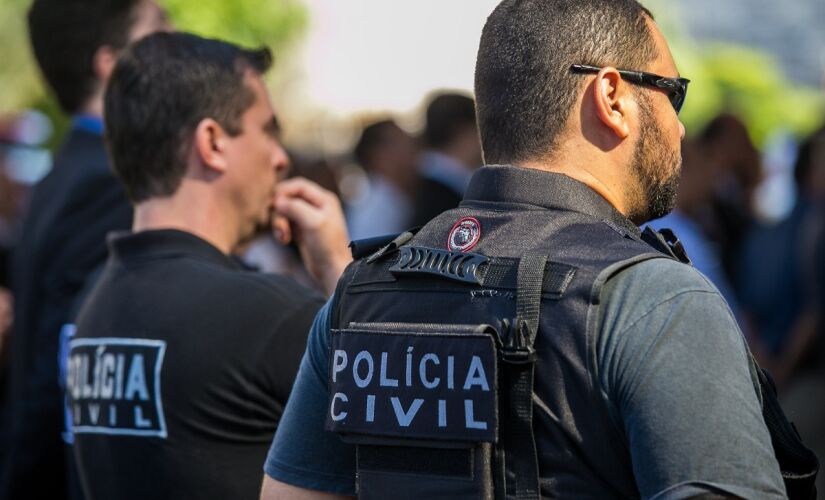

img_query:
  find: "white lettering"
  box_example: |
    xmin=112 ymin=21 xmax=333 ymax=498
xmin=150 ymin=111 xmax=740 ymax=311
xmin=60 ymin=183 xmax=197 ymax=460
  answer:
xmin=419 ymin=354 xmax=441 ymax=389
xmin=125 ymin=354 xmax=149 ymax=401
xmin=463 ymin=356 xmax=490 ymax=391
xmin=405 ymin=346 xmax=413 ymax=387
xmin=92 ymin=346 xmax=104 ymax=398
xmin=447 ymin=356 xmax=455 ymax=389
xmin=465 ymin=400 xmax=487 ymax=430
xmin=391 ymin=397 xmax=424 ymax=427
xmin=438 ymin=400 xmax=447 ymax=427
xmin=134 ymin=406 xmax=152 ymax=428
xmin=115 ymin=354 xmax=125 ymax=400
xmin=100 ymin=354 xmax=116 ymax=399
xmin=330 ymin=392 xmax=348 ymax=422
xmin=68 ymin=356 xmax=80 ymax=399
xmin=81 ymin=356 xmax=94 ymax=398
xmin=379 ymin=352 xmax=398 ymax=387
xmin=332 ymin=350 xmax=348 ymax=383
xmin=88 ymin=404 xmax=100 ymax=424
xmin=353 ymin=351 xmax=374 ymax=388
xmin=366 ymin=394 xmax=376 ymax=422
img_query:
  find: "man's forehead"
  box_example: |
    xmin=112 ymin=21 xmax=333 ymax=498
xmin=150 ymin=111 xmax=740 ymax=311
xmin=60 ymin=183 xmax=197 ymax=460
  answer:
xmin=644 ymin=16 xmax=679 ymax=77
xmin=244 ymin=72 xmax=279 ymax=120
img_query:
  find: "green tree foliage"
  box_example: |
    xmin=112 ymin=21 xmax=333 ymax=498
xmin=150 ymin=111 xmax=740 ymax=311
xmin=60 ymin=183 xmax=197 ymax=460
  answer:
xmin=0 ymin=0 xmax=43 ymax=112
xmin=648 ymin=0 xmax=825 ymax=147
xmin=0 ymin=0 xmax=306 ymax=143
xmin=676 ymin=44 xmax=825 ymax=147
xmin=162 ymin=0 xmax=306 ymax=51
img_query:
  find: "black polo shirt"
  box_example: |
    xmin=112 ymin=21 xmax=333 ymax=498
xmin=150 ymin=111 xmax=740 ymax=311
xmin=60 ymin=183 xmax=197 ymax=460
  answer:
xmin=67 ymin=229 xmax=323 ymax=500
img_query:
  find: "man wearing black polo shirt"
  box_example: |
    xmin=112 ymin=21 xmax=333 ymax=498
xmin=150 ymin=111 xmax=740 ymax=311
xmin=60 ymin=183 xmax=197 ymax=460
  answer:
xmin=65 ymin=32 xmax=351 ymax=500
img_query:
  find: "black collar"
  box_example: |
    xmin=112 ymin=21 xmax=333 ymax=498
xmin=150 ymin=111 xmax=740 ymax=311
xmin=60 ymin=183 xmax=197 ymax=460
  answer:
xmin=108 ymin=229 xmax=241 ymax=270
xmin=462 ymin=165 xmax=641 ymax=238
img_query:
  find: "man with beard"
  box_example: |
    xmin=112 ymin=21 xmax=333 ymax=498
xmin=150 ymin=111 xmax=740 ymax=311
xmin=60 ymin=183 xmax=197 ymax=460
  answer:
xmin=260 ymin=0 xmax=787 ymax=499
xmin=66 ymin=33 xmax=351 ymax=500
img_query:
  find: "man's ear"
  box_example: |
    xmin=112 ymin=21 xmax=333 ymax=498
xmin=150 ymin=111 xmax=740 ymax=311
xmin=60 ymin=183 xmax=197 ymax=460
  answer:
xmin=592 ymin=67 xmax=631 ymax=140
xmin=93 ymin=45 xmax=119 ymax=84
xmin=193 ymin=118 xmax=229 ymax=174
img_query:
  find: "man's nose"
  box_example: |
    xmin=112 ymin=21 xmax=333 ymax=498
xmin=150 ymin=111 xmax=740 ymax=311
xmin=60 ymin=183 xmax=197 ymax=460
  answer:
xmin=273 ymin=145 xmax=291 ymax=179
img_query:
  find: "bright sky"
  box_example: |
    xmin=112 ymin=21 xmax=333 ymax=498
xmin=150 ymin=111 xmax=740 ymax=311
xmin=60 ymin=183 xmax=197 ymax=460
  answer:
xmin=292 ymin=0 xmax=500 ymax=115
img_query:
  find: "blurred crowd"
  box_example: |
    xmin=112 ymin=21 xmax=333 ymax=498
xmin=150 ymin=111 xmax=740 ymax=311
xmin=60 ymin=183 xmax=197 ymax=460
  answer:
xmin=0 ymin=0 xmax=823 ymax=497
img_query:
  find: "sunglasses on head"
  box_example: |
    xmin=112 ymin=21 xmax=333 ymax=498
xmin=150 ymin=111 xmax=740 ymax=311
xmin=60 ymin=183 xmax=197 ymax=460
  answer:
xmin=570 ymin=64 xmax=690 ymax=114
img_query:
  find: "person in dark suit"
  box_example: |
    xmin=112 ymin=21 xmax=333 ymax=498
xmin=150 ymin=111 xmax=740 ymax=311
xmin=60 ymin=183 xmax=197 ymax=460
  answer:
xmin=410 ymin=93 xmax=483 ymax=228
xmin=0 ymin=1 xmax=169 ymax=498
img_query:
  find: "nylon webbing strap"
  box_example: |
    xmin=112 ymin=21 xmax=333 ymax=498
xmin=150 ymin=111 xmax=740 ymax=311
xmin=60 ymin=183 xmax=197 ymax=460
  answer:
xmin=501 ymin=255 xmax=546 ymax=499
xmin=517 ymin=256 xmax=547 ymax=347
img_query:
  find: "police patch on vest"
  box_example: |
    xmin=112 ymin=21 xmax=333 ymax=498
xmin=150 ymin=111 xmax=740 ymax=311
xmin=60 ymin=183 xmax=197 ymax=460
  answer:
xmin=447 ymin=217 xmax=481 ymax=253
xmin=326 ymin=324 xmax=498 ymax=443
xmin=66 ymin=338 xmax=167 ymax=438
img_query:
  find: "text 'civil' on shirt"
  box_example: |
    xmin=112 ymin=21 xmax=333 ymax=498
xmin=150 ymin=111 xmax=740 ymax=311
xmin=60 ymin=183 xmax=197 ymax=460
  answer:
xmin=65 ymin=229 xmax=323 ymax=500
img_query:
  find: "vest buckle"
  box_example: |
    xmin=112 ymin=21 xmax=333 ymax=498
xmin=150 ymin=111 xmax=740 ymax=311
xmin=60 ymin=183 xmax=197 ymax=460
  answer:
xmin=500 ymin=319 xmax=537 ymax=365
xmin=501 ymin=345 xmax=536 ymax=365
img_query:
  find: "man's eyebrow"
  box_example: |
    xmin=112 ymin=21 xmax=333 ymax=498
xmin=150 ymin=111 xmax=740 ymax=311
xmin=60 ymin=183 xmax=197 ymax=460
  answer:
xmin=263 ymin=115 xmax=282 ymax=137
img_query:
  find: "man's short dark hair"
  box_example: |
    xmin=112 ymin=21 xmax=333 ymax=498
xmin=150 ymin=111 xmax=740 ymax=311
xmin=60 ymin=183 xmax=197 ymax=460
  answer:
xmin=424 ymin=93 xmax=477 ymax=150
xmin=354 ymin=120 xmax=397 ymax=169
xmin=28 ymin=0 xmax=141 ymax=114
xmin=104 ymin=32 xmax=272 ymax=203
xmin=475 ymin=0 xmax=658 ymax=165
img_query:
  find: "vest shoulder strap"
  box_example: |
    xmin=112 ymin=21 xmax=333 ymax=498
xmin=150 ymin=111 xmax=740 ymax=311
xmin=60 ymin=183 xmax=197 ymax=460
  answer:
xmin=496 ymin=255 xmax=547 ymax=499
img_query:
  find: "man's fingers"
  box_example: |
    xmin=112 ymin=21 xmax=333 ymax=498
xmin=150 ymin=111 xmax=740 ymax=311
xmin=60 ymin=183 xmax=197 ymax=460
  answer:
xmin=275 ymin=196 xmax=325 ymax=229
xmin=275 ymin=177 xmax=334 ymax=208
xmin=271 ymin=215 xmax=292 ymax=244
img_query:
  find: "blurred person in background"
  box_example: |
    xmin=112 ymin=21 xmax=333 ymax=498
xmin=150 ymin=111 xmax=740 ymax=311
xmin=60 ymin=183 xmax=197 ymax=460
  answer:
xmin=0 ymin=1 xmax=170 ymax=498
xmin=765 ymin=124 xmax=825 ymax=496
xmin=0 ymin=111 xmax=53 ymax=404
xmin=67 ymin=32 xmax=350 ymax=500
xmin=648 ymin=139 xmax=742 ymax=319
xmin=346 ymin=119 xmax=419 ymax=239
xmin=410 ymin=92 xmax=482 ymax=227
xmin=695 ymin=113 xmax=763 ymax=287
xmin=737 ymin=125 xmax=825 ymax=384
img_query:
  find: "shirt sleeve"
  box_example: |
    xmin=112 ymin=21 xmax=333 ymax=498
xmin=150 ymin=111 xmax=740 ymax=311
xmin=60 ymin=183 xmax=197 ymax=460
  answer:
xmin=263 ymin=298 xmax=357 ymax=495
xmin=595 ymin=258 xmax=787 ymax=500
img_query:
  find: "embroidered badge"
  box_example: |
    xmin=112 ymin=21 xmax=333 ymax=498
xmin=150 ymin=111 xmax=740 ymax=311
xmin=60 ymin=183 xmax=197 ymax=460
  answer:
xmin=447 ymin=217 xmax=481 ymax=253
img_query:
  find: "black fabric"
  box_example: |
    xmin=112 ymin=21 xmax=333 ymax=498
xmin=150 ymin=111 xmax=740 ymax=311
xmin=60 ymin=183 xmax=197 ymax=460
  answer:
xmin=334 ymin=165 xmax=668 ymax=498
xmin=754 ymin=360 xmax=819 ymax=499
xmin=500 ymin=256 xmax=546 ymax=500
xmin=1 ymin=128 xmax=132 ymax=500
xmin=68 ymin=229 xmax=323 ymax=500
xmin=411 ymin=176 xmax=463 ymax=228
xmin=641 ymin=226 xmax=691 ymax=265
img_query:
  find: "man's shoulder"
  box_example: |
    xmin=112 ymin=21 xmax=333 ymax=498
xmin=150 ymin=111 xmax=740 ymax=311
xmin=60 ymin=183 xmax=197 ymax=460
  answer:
xmin=596 ymin=257 xmax=733 ymax=345
xmin=603 ymin=257 xmax=720 ymax=303
xmin=23 ymin=133 xmax=127 ymax=248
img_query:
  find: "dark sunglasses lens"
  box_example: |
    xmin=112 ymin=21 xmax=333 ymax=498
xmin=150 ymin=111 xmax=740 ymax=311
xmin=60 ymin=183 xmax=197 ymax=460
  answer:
xmin=670 ymin=88 xmax=685 ymax=113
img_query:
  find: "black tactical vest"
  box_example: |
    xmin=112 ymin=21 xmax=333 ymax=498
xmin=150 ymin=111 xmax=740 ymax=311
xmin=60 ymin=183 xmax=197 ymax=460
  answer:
xmin=326 ymin=165 xmax=818 ymax=499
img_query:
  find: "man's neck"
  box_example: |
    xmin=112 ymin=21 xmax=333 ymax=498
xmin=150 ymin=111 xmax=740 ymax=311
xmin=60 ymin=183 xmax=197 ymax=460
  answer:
xmin=133 ymin=193 xmax=237 ymax=254
xmin=520 ymin=154 xmax=630 ymax=220
xmin=78 ymin=94 xmax=104 ymax=120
